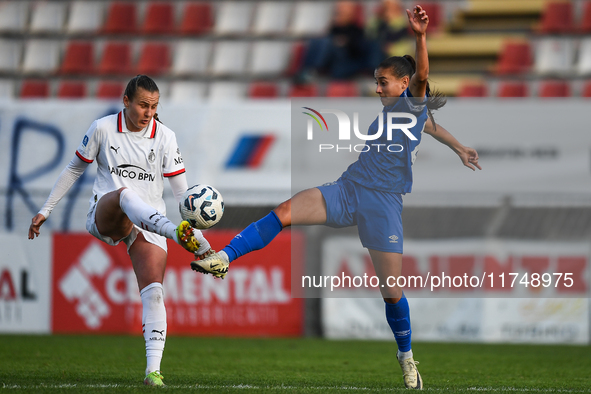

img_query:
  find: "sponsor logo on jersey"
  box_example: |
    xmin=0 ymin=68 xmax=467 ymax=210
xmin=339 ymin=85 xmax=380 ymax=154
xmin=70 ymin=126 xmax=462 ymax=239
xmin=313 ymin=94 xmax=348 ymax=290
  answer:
xmin=389 ymin=235 xmax=399 ymax=243
xmin=110 ymin=146 xmax=120 ymax=153
xmin=109 ymin=164 xmax=155 ymax=181
xmin=174 ymin=156 xmax=183 ymax=165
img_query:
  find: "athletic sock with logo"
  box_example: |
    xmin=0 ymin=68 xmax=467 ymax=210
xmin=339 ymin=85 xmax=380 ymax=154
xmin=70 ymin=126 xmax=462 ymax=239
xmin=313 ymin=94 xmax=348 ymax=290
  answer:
xmin=141 ymin=282 xmax=167 ymax=375
xmin=120 ymin=188 xmax=176 ymax=239
xmin=385 ymin=295 xmax=412 ymax=354
xmin=222 ymin=211 xmax=283 ymax=262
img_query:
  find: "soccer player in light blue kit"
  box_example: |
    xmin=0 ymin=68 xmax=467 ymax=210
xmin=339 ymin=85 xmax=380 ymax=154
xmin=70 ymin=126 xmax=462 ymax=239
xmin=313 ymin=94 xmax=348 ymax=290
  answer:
xmin=193 ymin=5 xmax=481 ymax=389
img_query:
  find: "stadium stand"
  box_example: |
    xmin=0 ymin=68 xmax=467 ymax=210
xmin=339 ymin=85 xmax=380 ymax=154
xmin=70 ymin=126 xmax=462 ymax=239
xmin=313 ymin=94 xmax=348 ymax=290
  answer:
xmin=142 ymin=2 xmax=175 ymax=35
xmin=495 ymin=41 xmax=533 ymax=75
xmin=457 ymin=81 xmax=488 ymax=97
xmin=29 ymin=1 xmax=67 ymax=33
xmin=497 ymin=81 xmax=529 ymax=97
xmin=103 ymin=2 xmax=137 ymax=35
xmin=57 ymin=80 xmax=87 ymax=98
xmin=326 ymin=81 xmax=360 ymax=97
xmin=0 ymin=0 xmax=588 ymax=98
xmin=96 ymin=80 xmax=124 ymax=99
xmin=172 ymin=41 xmax=212 ymax=76
xmin=576 ymin=38 xmax=591 ymax=75
xmin=253 ymin=2 xmax=292 ymax=35
xmin=538 ymin=1 xmax=574 ymax=34
xmin=290 ymin=1 xmax=333 ymax=36
xmin=0 ymin=79 xmax=14 ymax=97
xmin=581 ymin=0 xmax=591 ymax=33
xmin=136 ymin=42 xmax=171 ymax=76
xmin=211 ymin=41 xmax=249 ymax=76
xmin=170 ymin=81 xmax=207 ymax=101
xmin=209 ymin=81 xmax=247 ymax=100
xmin=0 ymin=1 xmax=28 ymax=33
xmin=22 ymin=40 xmax=61 ymax=74
xmin=581 ymin=80 xmax=591 ymax=97
xmin=248 ymin=41 xmax=291 ymax=76
xmin=0 ymin=39 xmax=22 ymax=73
xmin=420 ymin=2 xmax=443 ymax=33
xmin=538 ymin=79 xmax=571 ymax=97
xmin=179 ymin=2 xmax=214 ymax=36
xmin=98 ymin=42 xmax=133 ymax=75
xmin=20 ymin=79 xmax=50 ymax=98
xmin=248 ymin=81 xmax=280 ymax=98
xmin=214 ymin=1 xmax=254 ymax=36
xmin=535 ymin=38 xmax=574 ymax=76
xmin=66 ymin=1 xmax=104 ymax=34
xmin=60 ymin=41 xmax=95 ymax=75
xmin=289 ymin=83 xmax=319 ymax=97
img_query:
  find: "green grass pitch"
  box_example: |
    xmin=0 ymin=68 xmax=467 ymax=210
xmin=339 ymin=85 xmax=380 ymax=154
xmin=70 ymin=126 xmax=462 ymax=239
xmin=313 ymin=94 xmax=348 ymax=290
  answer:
xmin=1 ymin=335 xmax=590 ymax=393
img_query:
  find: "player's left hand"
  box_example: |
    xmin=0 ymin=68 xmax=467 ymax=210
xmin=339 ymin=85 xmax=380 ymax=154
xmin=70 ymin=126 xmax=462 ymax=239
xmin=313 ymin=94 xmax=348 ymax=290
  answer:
xmin=406 ymin=5 xmax=429 ymax=35
xmin=458 ymin=146 xmax=482 ymax=171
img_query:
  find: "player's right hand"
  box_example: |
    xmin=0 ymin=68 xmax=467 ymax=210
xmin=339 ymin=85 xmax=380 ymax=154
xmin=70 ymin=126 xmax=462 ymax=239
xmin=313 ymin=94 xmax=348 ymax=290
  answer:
xmin=28 ymin=213 xmax=46 ymax=240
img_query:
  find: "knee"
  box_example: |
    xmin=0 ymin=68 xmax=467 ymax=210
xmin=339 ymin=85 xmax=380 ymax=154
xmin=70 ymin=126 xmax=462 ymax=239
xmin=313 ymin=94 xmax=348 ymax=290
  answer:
xmin=273 ymin=200 xmax=291 ymax=227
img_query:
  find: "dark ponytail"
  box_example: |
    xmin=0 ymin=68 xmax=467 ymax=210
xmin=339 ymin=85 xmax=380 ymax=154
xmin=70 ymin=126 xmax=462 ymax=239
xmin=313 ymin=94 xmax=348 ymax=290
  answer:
xmin=124 ymin=74 xmax=163 ymax=123
xmin=378 ymin=55 xmax=446 ymax=130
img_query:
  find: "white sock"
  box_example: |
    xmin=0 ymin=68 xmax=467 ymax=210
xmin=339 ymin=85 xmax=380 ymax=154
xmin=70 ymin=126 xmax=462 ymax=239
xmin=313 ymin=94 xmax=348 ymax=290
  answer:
xmin=397 ymin=349 xmax=413 ymax=361
xmin=141 ymin=282 xmax=167 ymax=375
xmin=120 ymin=188 xmax=176 ymax=239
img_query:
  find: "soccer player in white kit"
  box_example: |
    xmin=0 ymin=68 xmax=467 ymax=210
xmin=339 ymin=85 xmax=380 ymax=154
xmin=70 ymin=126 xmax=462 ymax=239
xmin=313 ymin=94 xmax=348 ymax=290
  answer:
xmin=27 ymin=75 xmax=211 ymax=386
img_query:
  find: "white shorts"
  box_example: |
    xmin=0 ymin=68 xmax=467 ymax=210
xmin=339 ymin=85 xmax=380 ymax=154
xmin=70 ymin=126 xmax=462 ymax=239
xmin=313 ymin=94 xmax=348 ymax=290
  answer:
xmin=86 ymin=196 xmax=168 ymax=253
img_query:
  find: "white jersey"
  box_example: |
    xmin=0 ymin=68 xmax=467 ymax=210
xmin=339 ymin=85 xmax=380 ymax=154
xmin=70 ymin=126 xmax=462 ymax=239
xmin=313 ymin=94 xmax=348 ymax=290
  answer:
xmin=76 ymin=110 xmax=185 ymax=215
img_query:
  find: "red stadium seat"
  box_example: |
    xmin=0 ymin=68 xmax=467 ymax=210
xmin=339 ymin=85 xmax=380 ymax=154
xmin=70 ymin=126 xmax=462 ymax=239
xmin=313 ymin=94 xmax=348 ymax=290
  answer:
xmin=57 ymin=81 xmax=86 ymax=98
xmin=289 ymin=83 xmax=318 ymax=97
xmin=325 ymin=81 xmax=359 ymax=97
xmin=20 ymin=80 xmax=50 ymax=98
xmin=60 ymin=41 xmax=94 ymax=75
xmin=457 ymin=82 xmax=488 ymax=97
xmin=99 ymin=42 xmax=132 ymax=75
xmin=538 ymin=80 xmax=571 ymax=97
xmin=495 ymin=41 xmax=532 ymax=75
xmin=103 ymin=2 xmax=137 ymax=34
xmin=497 ymin=81 xmax=528 ymax=98
xmin=421 ymin=3 xmax=443 ymax=33
xmin=96 ymin=81 xmax=124 ymax=99
xmin=142 ymin=2 xmax=174 ymax=35
xmin=581 ymin=1 xmax=591 ymax=32
xmin=179 ymin=2 xmax=214 ymax=35
xmin=248 ymin=82 xmax=279 ymax=98
xmin=286 ymin=42 xmax=306 ymax=76
xmin=136 ymin=42 xmax=171 ymax=76
xmin=539 ymin=1 xmax=574 ymax=34
xmin=581 ymin=80 xmax=591 ymax=97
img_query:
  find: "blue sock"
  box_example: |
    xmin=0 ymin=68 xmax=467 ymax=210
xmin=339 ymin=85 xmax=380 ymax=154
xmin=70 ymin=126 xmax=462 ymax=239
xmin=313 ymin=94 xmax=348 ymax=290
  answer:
xmin=222 ymin=211 xmax=283 ymax=262
xmin=385 ymin=295 xmax=412 ymax=352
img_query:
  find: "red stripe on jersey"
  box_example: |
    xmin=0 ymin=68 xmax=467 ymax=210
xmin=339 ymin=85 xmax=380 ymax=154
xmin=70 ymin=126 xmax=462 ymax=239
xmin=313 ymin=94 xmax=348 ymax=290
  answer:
xmin=149 ymin=118 xmax=156 ymax=138
xmin=75 ymin=151 xmax=93 ymax=163
xmin=117 ymin=111 xmax=123 ymax=132
xmin=163 ymin=168 xmax=186 ymax=177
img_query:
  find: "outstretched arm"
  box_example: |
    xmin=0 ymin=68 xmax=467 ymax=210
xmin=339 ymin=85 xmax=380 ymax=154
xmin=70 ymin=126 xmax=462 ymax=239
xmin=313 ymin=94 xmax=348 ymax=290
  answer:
xmin=407 ymin=5 xmax=429 ymax=99
xmin=28 ymin=155 xmax=89 ymax=239
xmin=424 ymin=121 xmax=482 ymax=171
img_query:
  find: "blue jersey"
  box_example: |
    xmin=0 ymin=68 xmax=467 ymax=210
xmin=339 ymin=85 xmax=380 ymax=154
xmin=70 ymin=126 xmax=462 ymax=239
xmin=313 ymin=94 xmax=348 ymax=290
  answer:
xmin=341 ymin=88 xmax=428 ymax=193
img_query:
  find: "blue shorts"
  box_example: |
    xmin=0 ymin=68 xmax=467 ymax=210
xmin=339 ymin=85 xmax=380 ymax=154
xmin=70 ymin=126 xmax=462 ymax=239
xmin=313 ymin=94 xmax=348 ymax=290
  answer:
xmin=317 ymin=177 xmax=403 ymax=253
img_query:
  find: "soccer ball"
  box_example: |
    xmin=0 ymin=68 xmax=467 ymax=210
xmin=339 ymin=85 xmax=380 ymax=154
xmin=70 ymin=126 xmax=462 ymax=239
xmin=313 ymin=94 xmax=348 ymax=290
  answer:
xmin=179 ymin=184 xmax=224 ymax=229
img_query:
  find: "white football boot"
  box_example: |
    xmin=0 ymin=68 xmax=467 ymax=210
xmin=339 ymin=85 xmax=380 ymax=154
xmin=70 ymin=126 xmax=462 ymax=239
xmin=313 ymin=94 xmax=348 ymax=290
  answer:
xmin=190 ymin=250 xmax=229 ymax=279
xmin=398 ymin=352 xmax=423 ymax=389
